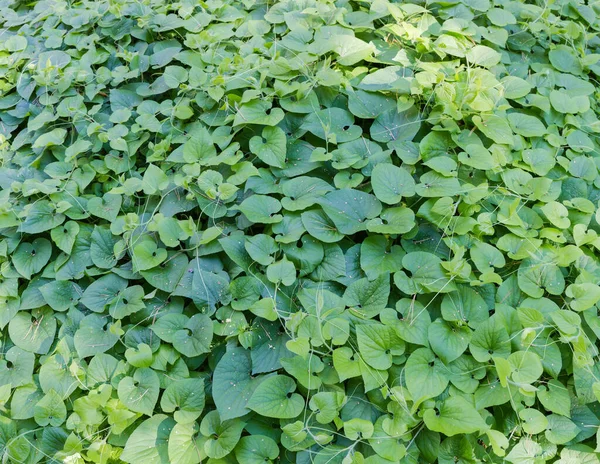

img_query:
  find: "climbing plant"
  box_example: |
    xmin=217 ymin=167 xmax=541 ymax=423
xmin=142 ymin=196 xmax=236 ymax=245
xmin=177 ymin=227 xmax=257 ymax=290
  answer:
xmin=1 ymin=0 xmax=600 ymax=462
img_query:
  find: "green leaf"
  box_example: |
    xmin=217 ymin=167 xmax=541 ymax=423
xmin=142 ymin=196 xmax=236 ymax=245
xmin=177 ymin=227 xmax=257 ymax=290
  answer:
xmin=81 ymin=273 xmax=128 ymax=312
xmin=249 ymin=320 xmax=291 ymax=374
xmin=301 ymin=210 xmax=344 ymax=243
xmin=0 ymin=347 xmax=35 ymax=388
xmin=348 ymin=90 xmax=396 ymax=119
xmin=469 ymin=317 xmax=510 ymax=362
xmin=8 ymin=308 xmax=56 ymax=354
xmin=213 ymin=344 xmax=264 ymax=420
xmin=319 ymin=189 xmax=382 ymax=235
xmin=109 ymin=285 xmax=145 ymax=319
xmin=117 ymin=367 xmax=160 ymax=416
xmin=172 ymin=314 xmax=213 ymax=357
xmin=357 ymin=324 xmax=404 ymax=370
xmin=549 ymin=46 xmax=583 ymax=74
xmin=266 ymin=257 xmax=296 ymax=286
xmin=200 ymin=410 xmax=245 ymax=459
xmin=163 ymin=65 xmax=188 ymax=88
xmin=249 ymin=126 xmax=287 ymax=168
xmin=18 ymin=200 xmax=65 ymax=234
xmin=415 ymin=171 xmax=461 ymax=198
xmin=121 ymin=414 xmax=175 ymax=464
xmin=550 ymin=90 xmax=589 ymax=114
xmin=371 ymin=163 xmax=416 ymax=204
xmin=281 ymin=176 xmax=334 ymax=212
xmin=545 ymin=414 xmax=579 ymax=444
xmin=519 ymin=409 xmax=548 ymax=434
xmin=88 ymin=193 xmax=122 ymax=222
xmin=302 ymin=108 xmax=361 ymax=144
xmin=183 ymin=127 xmax=216 ymax=163
xmin=74 ymin=314 xmax=120 ymax=358
xmin=508 ymin=351 xmax=543 ymax=385
xmin=12 ymin=238 xmax=52 ymax=280
xmin=247 ymin=375 xmax=304 ymax=419
xmin=245 ymin=234 xmax=277 ymax=265
xmin=501 ymin=76 xmax=531 ymax=99
xmin=90 ymin=225 xmax=119 ymax=269
xmin=133 ymin=240 xmax=168 ymax=271
xmin=505 ymin=438 xmax=543 ymax=463
xmin=236 ymin=195 xmax=283 ymax=224
xmin=518 ymin=257 xmax=564 ymax=298
xmin=507 ymin=113 xmax=546 ymax=137
xmin=50 ymin=221 xmax=79 ymax=254
xmin=423 ymin=397 xmax=487 ymax=436
xmin=142 ymin=164 xmax=170 ymax=194
xmin=234 ymin=435 xmax=279 ymax=464
xmin=172 ymin=258 xmax=230 ymax=310
xmin=538 ymin=380 xmax=571 ymax=417
xmin=428 ymin=319 xmax=471 ymax=364
xmin=34 ymin=390 xmax=66 ymax=427
xmin=472 ymin=114 xmax=513 ymax=144
xmin=466 ymin=45 xmax=501 ymax=67
xmin=441 ymin=286 xmax=488 ymax=327
xmin=32 ymin=128 xmax=67 ymax=148
xmin=366 ymin=206 xmax=415 ymax=234
xmin=168 ymin=422 xmax=205 ymax=464
xmin=566 ymin=283 xmax=600 ymax=312
xmin=405 ymin=348 xmax=449 ymax=403
xmin=360 ymin=235 xmax=404 ymax=280
xmin=395 ymin=252 xmax=456 ymax=294
xmin=371 ymin=107 xmax=420 ymax=143
xmin=233 ymin=101 xmax=284 ymax=127
xmin=141 ymin=252 xmax=188 ymax=292
xmin=39 ymin=280 xmax=82 ymax=312
xmin=343 ymin=274 xmax=390 ymax=318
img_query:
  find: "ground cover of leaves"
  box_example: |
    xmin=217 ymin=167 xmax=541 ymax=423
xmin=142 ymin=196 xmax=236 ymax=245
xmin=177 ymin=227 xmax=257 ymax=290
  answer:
xmin=1 ymin=0 xmax=600 ymax=463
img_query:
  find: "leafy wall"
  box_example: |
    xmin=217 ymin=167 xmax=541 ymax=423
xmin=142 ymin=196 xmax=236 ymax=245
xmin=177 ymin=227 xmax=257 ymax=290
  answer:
xmin=1 ymin=0 xmax=600 ymax=463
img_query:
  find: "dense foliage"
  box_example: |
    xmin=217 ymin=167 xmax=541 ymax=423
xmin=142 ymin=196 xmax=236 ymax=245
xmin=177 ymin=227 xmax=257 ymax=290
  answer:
xmin=2 ymin=0 xmax=600 ymax=462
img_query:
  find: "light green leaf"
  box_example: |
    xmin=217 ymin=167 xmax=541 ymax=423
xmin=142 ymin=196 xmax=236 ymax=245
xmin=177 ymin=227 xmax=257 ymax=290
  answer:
xmin=508 ymin=351 xmax=543 ymax=385
xmin=168 ymin=422 xmax=205 ymax=464
xmin=249 ymin=126 xmax=287 ymax=168
xmin=8 ymin=308 xmax=56 ymax=354
xmin=466 ymin=45 xmax=501 ymax=67
xmin=233 ymin=101 xmax=284 ymax=127
xmin=12 ymin=238 xmax=52 ymax=280
xmin=423 ymin=397 xmax=487 ymax=436
xmin=133 ymin=240 xmax=168 ymax=271
xmin=508 ymin=113 xmax=546 ymax=137
xmin=32 ymin=128 xmax=67 ymax=149
xmin=538 ymin=380 xmax=571 ymax=417
xmin=405 ymin=348 xmax=449 ymax=403
xmin=247 ymin=375 xmax=304 ymax=419
xmin=34 ymin=390 xmax=66 ymax=427
xmin=236 ymin=195 xmax=282 ymax=224
xmin=172 ymin=314 xmax=213 ymax=357
xmin=50 ymin=221 xmax=79 ymax=254
xmin=117 ymin=367 xmax=160 ymax=416
xmin=266 ymin=257 xmax=296 ymax=286
xmin=357 ymin=324 xmax=404 ymax=370
xmin=121 ymin=414 xmax=175 ymax=464
xmin=545 ymin=414 xmax=579 ymax=444
xmin=200 ymin=410 xmax=245 ymax=459
xmin=88 ymin=193 xmax=122 ymax=222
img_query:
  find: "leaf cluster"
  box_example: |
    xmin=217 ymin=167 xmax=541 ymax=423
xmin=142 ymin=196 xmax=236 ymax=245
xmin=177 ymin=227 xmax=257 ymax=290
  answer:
xmin=1 ymin=0 xmax=600 ymax=463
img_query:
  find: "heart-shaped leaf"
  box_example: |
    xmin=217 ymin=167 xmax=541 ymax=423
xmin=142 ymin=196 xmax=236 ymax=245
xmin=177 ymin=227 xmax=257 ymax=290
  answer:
xmin=13 ymin=238 xmax=52 ymax=280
